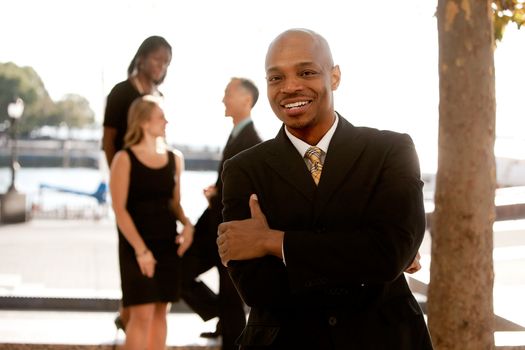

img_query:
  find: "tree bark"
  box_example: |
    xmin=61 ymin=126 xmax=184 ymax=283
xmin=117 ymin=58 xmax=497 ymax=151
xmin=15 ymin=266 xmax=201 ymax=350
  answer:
xmin=428 ymin=1 xmax=496 ymax=349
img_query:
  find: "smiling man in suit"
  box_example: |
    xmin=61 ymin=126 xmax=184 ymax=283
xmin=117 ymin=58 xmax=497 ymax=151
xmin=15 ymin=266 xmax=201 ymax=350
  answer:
xmin=181 ymin=77 xmax=261 ymax=350
xmin=217 ymin=29 xmax=433 ymax=349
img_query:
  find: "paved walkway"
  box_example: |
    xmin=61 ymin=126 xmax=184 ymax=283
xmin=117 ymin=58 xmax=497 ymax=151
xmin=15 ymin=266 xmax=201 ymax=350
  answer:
xmin=0 ymin=218 xmax=220 ymax=347
xmin=0 ymin=310 xmax=220 ymax=348
xmin=0 ymin=217 xmax=524 ymax=347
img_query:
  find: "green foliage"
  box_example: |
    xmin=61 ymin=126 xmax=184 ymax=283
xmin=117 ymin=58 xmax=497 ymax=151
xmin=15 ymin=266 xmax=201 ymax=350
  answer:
xmin=53 ymin=94 xmax=95 ymax=128
xmin=0 ymin=62 xmax=50 ymax=119
xmin=0 ymin=62 xmax=95 ymax=136
xmin=493 ymin=0 xmax=525 ymax=42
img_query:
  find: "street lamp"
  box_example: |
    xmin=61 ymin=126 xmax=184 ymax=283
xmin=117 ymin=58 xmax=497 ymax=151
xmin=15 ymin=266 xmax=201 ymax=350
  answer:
xmin=0 ymin=97 xmax=28 ymax=223
xmin=7 ymin=98 xmax=24 ymax=192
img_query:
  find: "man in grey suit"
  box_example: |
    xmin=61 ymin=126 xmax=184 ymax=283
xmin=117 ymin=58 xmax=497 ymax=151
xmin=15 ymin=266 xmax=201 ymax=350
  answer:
xmin=182 ymin=77 xmax=262 ymax=350
xmin=217 ymin=29 xmax=432 ymax=349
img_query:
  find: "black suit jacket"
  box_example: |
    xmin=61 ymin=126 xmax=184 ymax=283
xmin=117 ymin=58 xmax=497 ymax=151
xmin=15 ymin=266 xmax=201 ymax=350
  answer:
xmin=195 ymin=120 xmax=262 ymax=249
xmin=221 ymin=114 xmax=433 ymax=349
xmin=213 ymin=120 xmax=262 ymax=212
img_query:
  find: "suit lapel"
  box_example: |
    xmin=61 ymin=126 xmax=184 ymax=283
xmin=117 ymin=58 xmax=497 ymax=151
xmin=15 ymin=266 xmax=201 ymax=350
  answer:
xmin=222 ymin=133 xmax=234 ymax=157
xmin=263 ymin=116 xmax=366 ymax=205
xmin=224 ymin=121 xmax=253 ymax=157
xmin=315 ymin=115 xmax=366 ymax=215
xmin=264 ymin=126 xmax=317 ymax=202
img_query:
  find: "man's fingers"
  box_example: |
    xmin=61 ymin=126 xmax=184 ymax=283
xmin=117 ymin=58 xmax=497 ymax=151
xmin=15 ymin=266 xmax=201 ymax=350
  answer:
xmin=218 ymin=222 xmax=227 ymax=236
xmin=177 ymin=244 xmax=187 ymax=257
xmin=249 ymin=194 xmax=264 ymax=220
xmin=217 ymin=235 xmax=226 ymax=254
xmin=405 ymin=251 xmax=422 ymax=274
xmin=217 ymin=235 xmax=229 ymax=266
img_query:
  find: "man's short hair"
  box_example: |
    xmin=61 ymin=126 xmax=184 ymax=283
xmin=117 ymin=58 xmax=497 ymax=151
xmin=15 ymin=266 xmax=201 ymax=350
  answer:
xmin=236 ymin=78 xmax=259 ymax=108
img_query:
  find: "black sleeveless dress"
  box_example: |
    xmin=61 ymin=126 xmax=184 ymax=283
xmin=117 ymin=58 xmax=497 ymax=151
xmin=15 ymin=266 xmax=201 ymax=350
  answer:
xmin=118 ymin=148 xmax=181 ymax=307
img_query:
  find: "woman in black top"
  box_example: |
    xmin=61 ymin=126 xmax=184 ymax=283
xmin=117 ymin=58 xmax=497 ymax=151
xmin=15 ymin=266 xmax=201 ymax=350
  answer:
xmin=110 ymin=95 xmax=193 ymax=349
xmin=103 ymin=35 xmax=172 ymax=166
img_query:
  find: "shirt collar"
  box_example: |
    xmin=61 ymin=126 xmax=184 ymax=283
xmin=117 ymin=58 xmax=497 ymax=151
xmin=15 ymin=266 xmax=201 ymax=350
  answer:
xmin=231 ymin=117 xmax=252 ymax=138
xmin=284 ymin=113 xmax=339 ymax=157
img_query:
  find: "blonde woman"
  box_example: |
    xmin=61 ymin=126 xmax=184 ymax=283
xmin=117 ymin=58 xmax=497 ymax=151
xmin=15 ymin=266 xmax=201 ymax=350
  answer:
xmin=110 ymin=95 xmax=193 ymax=349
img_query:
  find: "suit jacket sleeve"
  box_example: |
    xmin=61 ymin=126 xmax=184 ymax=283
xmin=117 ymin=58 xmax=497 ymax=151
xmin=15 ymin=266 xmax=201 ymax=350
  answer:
xmin=222 ymin=156 xmax=291 ymax=308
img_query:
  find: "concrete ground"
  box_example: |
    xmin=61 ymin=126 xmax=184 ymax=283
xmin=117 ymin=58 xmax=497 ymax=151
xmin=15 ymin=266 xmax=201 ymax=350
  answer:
xmin=0 ymin=218 xmax=220 ymax=348
xmin=0 ymin=217 xmax=524 ymax=348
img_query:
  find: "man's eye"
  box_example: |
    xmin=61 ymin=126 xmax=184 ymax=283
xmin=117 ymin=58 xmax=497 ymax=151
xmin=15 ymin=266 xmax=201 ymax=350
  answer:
xmin=301 ymin=71 xmax=317 ymax=77
xmin=267 ymin=76 xmax=282 ymax=82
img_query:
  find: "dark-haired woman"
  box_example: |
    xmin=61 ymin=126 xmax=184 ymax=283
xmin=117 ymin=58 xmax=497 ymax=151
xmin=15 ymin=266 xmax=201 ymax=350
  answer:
xmin=103 ymin=35 xmax=172 ymax=166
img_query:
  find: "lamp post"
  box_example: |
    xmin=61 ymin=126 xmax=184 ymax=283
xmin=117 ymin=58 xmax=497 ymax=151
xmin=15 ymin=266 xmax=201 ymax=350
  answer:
xmin=0 ymin=97 xmax=27 ymax=223
xmin=7 ymin=98 xmax=24 ymax=192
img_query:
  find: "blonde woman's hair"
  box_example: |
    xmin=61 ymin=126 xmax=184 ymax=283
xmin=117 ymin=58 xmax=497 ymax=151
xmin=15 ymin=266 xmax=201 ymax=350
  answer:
xmin=124 ymin=95 xmax=163 ymax=148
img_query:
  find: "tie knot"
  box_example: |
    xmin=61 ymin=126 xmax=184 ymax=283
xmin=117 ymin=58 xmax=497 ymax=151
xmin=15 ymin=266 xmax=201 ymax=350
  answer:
xmin=305 ymin=146 xmax=322 ymax=163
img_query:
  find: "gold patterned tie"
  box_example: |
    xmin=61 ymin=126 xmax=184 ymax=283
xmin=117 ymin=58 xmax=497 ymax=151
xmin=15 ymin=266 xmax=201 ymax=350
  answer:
xmin=305 ymin=146 xmax=323 ymax=185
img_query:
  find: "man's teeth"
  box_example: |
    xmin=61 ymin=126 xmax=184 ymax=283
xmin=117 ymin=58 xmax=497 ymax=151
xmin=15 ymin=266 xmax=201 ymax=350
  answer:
xmin=285 ymin=101 xmax=308 ymax=109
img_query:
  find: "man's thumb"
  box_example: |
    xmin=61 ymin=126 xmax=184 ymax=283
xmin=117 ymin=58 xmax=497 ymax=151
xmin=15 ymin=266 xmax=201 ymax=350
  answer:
xmin=249 ymin=194 xmax=263 ymax=219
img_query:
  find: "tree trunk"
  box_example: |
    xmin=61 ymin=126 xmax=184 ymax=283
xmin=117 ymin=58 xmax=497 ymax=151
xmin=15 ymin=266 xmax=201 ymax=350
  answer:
xmin=428 ymin=1 xmax=496 ymax=349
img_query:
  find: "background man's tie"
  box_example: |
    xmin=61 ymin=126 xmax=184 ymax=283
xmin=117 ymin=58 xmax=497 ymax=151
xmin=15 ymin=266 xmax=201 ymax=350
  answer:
xmin=305 ymin=146 xmax=323 ymax=185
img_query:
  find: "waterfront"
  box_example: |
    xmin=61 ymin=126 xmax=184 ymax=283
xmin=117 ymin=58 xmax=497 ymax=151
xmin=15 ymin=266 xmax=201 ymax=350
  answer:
xmin=0 ymin=138 xmax=222 ymax=171
xmin=0 ymin=167 xmax=217 ymax=222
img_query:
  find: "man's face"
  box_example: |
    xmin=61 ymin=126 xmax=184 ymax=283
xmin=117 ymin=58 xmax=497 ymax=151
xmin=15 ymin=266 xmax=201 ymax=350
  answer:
xmin=222 ymin=80 xmax=247 ymax=117
xmin=265 ymin=31 xmax=340 ymax=138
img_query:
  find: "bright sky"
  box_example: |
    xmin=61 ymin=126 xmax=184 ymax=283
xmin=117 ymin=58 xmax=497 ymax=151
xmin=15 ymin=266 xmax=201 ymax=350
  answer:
xmin=1 ymin=0 xmax=524 ymax=173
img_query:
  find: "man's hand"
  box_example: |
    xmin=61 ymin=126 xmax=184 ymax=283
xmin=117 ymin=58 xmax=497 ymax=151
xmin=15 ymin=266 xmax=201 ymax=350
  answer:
xmin=203 ymin=185 xmax=217 ymax=207
xmin=217 ymin=194 xmax=283 ymax=266
xmin=176 ymin=223 xmax=194 ymax=257
xmin=404 ymin=252 xmax=421 ymax=274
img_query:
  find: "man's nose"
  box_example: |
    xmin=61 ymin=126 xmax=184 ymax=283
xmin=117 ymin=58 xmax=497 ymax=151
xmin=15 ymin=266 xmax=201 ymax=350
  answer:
xmin=281 ymin=77 xmax=303 ymax=93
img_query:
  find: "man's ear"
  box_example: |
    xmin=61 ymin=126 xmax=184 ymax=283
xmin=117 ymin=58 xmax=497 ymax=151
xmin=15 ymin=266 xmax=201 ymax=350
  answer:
xmin=331 ymin=65 xmax=341 ymax=91
xmin=245 ymin=94 xmax=253 ymax=109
